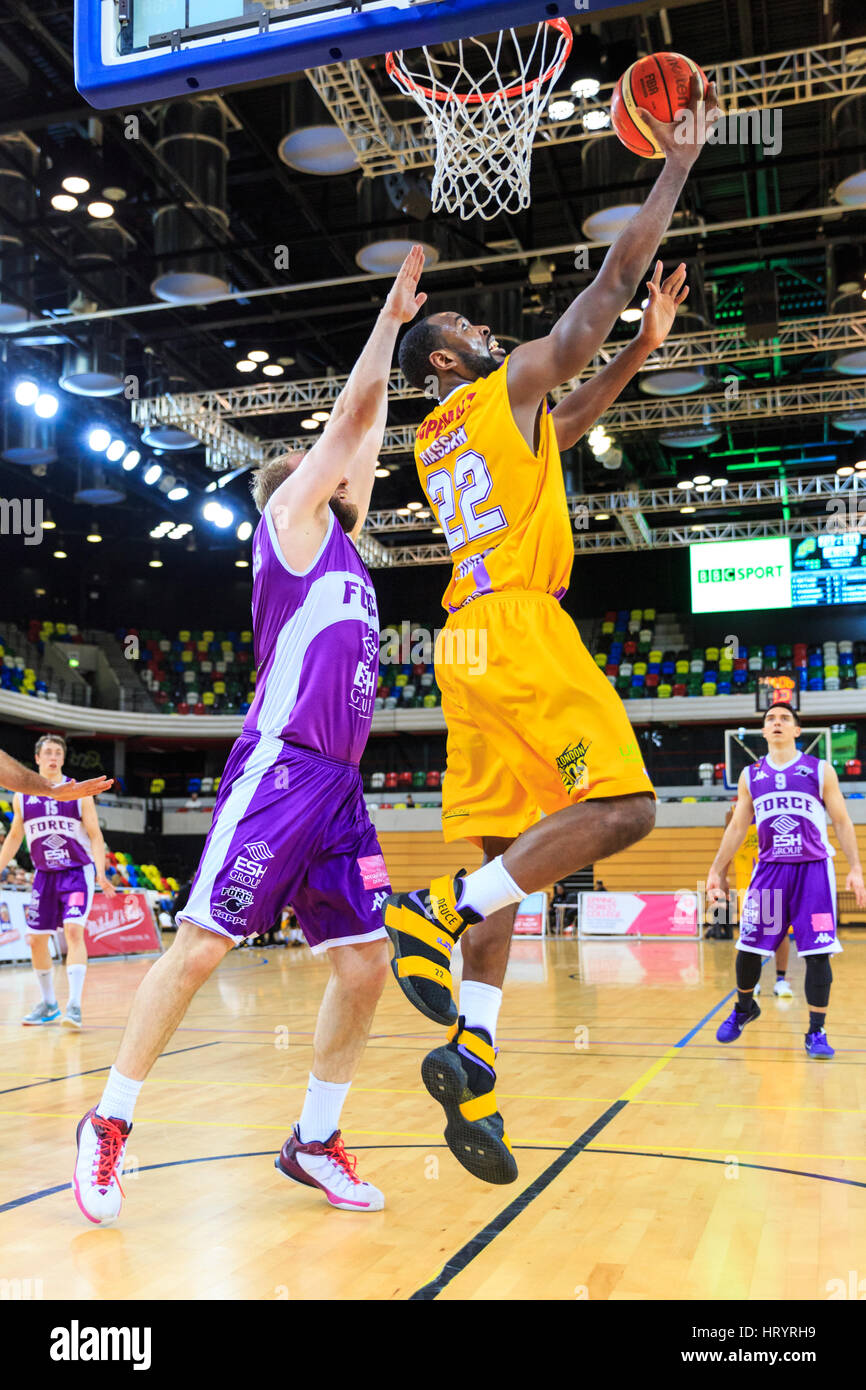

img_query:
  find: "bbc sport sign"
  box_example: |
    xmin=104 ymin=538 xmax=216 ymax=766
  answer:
xmin=689 ymin=536 xmax=792 ymax=614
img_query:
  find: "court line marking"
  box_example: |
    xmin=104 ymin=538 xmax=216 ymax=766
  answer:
xmin=586 ymin=1146 xmax=866 ymax=1191
xmin=0 ymin=1143 xmax=563 ymax=1216
xmin=0 ymin=1041 xmax=221 ymax=1096
xmin=409 ymin=988 xmax=735 ymax=1301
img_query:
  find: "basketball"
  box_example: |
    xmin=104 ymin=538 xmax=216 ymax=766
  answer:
xmin=610 ymin=51 xmax=709 ymax=158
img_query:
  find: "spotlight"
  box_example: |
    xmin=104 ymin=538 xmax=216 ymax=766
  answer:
xmin=549 ymin=98 xmax=576 ymax=121
xmin=694 ymin=481 xmax=713 ymax=492
xmin=51 ymin=193 xmax=78 ymax=212
xmin=62 ymin=176 xmax=90 ymax=194
xmin=680 ymin=505 xmax=696 ymax=514
xmin=167 ymin=527 xmax=186 ymax=540
xmin=88 ymin=428 xmax=111 ymax=452
xmin=711 ymin=477 xmax=728 ymax=488
xmin=167 ymin=485 xmax=189 ymax=501
xmin=595 ymin=512 xmax=610 ymax=521
xmin=262 ymin=364 xmax=284 ymax=377
xmin=86 ymin=521 xmax=102 ymax=543
xmin=300 ymin=418 xmax=319 ymax=430
xmin=14 ymin=380 xmax=39 ymax=407
xmin=837 ymin=464 xmax=855 ymax=476
xmin=432 ymin=525 xmax=443 ymax=534
xmin=396 ymin=507 xmax=411 ymax=516
xmin=87 ymin=200 xmax=114 ymax=219
xmin=53 ymin=549 xmax=67 ymax=559
xmin=235 ymin=557 xmax=250 ymax=568
xmin=236 ymin=359 xmax=256 ymax=373
xmin=312 ymin=411 xmax=330 ymax=422
xmin=34 ymin=392 xmax=59 ymax=419
xmin=619 ymin=307 xmax=643 ymax=324
xmin=692 ymin=474 xmax=711 ymax=485
xmin=582 ymin=108 xmax=611 ymax=132
xmin=406 ymin=501 xmax=423 ymax=511
xmin=855 ymin=457 xmax=866 ymax=470
xmin=676 ymin=480 xmax=694 ymax=489
xmin=237 ymin=521 xmax=253 ymax=541
xmin=247 ymin=350 xmax=269 ymax=362
xmin=121 ymin=450 xmax=140 ymax=471
xmin=149 ymin=550 xmax=163 ymax=568
xmin=214 ymin=505 xmax=233 ymax=529
xmin=374 ymin=467 xmax=390 ymax=479
xmin=143 ymin=464 xmax=163 ymax=485
xmin=42 ymin=511 xmax=56 ymax=530
xmin=570 ymin=76 xmax=601 ymax=99
xmin=106 ymin=439 xmax=126 ymax=462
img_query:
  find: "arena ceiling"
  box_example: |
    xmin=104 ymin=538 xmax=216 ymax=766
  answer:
xmin=0 ymin=0 xmax=865 ymax=576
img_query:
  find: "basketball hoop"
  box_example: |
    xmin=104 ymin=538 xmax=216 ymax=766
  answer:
xmin=386 ymin=17 xmax=573 ymax=221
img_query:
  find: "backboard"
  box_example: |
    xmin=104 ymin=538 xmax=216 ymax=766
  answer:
xmin=74 ymin=0 xmax=625 ymax=109
xmin=724 ymin=726 xmax=831 ymax=790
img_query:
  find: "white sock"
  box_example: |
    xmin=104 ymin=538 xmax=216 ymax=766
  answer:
xmin=35 ymin=968 xmax=57 ymax=1007
xmin=97 ymin=1066 xmax=143 ymax=1126
xmin=67 ymin=963 xmax=86 ymax=1008
xmin=298 ymin=1073 xmax=351 ymax=1144
xmin=458 ymin=857 xmax=524 ymax=919
xmin=459 ymin=980 xmax=502 ymax=1045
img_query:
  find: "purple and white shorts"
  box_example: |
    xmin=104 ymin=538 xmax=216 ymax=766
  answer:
xmin=178 ymin=733 xmax=391 ymax=953
xmin=737 ymin=858 xmax=841 ymax=957
xmin=26 ymin=864 xmax=96 ymax=934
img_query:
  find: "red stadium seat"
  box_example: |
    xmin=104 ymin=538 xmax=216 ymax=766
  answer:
xmin=384 ymin=772 xmax=399 ymax=789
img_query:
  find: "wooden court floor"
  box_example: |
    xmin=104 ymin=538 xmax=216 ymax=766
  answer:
xmin=2 ymin=933 xmax=866 ymax=1301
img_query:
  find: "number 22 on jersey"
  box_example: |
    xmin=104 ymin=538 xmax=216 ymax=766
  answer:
xmin=426 ymin=450 xmax=507 ymax=552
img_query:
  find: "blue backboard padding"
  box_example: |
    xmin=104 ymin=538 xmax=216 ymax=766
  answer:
xmin=75 ymin=0 xmax=625 ymax=109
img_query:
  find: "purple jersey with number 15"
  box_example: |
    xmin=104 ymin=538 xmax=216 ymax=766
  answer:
xmin=19 ymin=783 xmax=93 ymax=871
xmin=746 ymin=753 xmax=833 ymax=863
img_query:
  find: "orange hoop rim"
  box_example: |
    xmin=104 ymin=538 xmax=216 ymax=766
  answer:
xmin=385 ymin=16 xmax=573 ymax=107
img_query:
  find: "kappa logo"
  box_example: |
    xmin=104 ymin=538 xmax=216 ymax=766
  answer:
xmin=556 ymin=739 xmax=591 ymax=794
xmin=371 ymin=890 xmax=388 ymax=913
xmin=753 ymin=769 xmax=769 ymax=781
xmin=770 ymin=814 xmax=799 ymax=835
xmin=813 ymin=934 xmax=833 ymax=944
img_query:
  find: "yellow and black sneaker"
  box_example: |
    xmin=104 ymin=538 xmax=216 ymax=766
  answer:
xmin=421 ymin=1017 xmax=518 ymax=1185
xmin=384 ymin=872 xmax=481 ymax=1027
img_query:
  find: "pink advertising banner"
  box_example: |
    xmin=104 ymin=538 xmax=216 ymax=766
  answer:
xmin=578 ymin=891 xmax=700 ymax=939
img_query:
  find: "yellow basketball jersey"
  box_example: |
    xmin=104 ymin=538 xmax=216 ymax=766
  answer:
xmin=734 ymin=821 xmax=759 ymax=895
xmin=413 ymin=360 xmax=574 ymax=613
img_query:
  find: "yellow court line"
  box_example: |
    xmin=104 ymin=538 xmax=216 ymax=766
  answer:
xmin=586 ymin=1141 xmax=866 ymax=1164
xmin=617 ymin=1046 xmax=679 ymax=1102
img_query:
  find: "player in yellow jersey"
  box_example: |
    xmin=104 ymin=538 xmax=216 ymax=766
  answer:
xmin=383 ymin=75 xmax=719 ymax=1183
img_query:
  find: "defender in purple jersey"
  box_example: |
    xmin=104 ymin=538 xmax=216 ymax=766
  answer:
xmin=0 ymin=733 xmax=115 ymax=1030
xmin=708 ymin=705 xmax=865 ymax=1058
xmin=73 ymin=247 xmax=428 ymax=1226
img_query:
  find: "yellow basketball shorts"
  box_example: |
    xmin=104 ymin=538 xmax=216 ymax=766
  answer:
xmin=434 ymin=591 xmax=655 ymax=847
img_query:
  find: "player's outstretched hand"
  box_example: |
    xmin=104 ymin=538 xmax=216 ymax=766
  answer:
xmin=847 ymin=866 xmax=866 ymax=909
xmin=383 ymin=244 xmax=428 ymax=324
xmin=53 ymin=776 xmax=114 ymax=800
xmin=637 ymin=73 xmax=721 ymax=168
xmin=637 ymin=261 xmax=689 ymax=351
xmin=98 ymin=874 xmax=118 ymax=898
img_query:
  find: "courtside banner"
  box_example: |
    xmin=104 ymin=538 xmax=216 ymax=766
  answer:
xmin=513 ymin=891 xmax=547 ymax=936
xmin=0 ymin=890 xmax=32 ymax=962
xmin=578 ymin=891 xmax=700 ymax=939
xmin=84 ymin=891 xmax=161 ymax=957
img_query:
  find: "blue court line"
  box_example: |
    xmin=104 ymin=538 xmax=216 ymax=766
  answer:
xmin=0 ymin=1041 xmax=220 ymax=1096
xmin=409 ymin=987 xmax=737 ymax=1301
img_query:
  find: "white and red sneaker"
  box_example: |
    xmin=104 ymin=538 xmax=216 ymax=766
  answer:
xmin=275 ymin=1127 xmax=384 ymax=1211
xmin=73 ymin=1107 xmax=131 ymax=1225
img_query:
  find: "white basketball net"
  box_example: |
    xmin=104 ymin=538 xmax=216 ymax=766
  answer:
xmin=386 ymin=19 xmax=573 ymax=221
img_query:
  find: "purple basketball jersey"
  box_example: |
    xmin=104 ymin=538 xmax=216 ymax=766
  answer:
xmin=19 ymin=783 xmax=93 ymax=871
xmin=242 ymin=507 xmax=379 ymax=764
xmin=746 ymin=753 xmax=832 ymax=863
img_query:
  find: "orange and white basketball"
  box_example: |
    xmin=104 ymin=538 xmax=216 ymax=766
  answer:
xmin=610 ymin=52 xmax=709 ymax=158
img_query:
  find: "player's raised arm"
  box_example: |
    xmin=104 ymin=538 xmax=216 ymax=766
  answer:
xmin=270 ymin=246 xmax=426 ymax=526
xmin=820 ymin=763 xmax=866 ymax=907
xmin=551 ymin=262 xmax=688 ymax=451
xmin=706 ymin=771 xmax=754 ymax=904
xmin=0 ymin=748 xmax=105 ymax=799
xmin=507 ymin=76 xmax=718 ymax=432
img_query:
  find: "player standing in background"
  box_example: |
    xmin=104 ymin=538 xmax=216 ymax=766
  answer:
xmin=71 ymin=248 xmax=426 ymax=1226
xmin=728 ymin=807 xmax=793 ymax=997
xmin=384 ymin=78 xmax=717 ymax=1185
xmin=708 ymin=704 xmax=865 ymax=1057
xmin=0 ymin=734 xmax=115 ymax=1028
xmin=0 ymin=745 xmax=112 ymax=800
